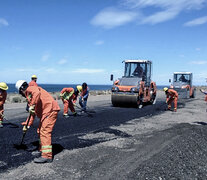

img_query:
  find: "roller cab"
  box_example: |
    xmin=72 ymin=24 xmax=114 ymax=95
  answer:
xmin=170 ymin=72 xmax=196 ymax=98
xmin=111 ymin=60 xmax=157 ymax=108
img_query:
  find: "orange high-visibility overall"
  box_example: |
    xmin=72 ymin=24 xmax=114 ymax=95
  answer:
xmin=29 ymin=80 xmax=38 ymax=87
xmin=23 ymin=86 xmax=60 ymax=159
xmin=60 ymin=88 xmax=77 ymax=114
xmin=166 ymin=89 xmax=178 ymax=111
xmin=0 ymin=91 xmax=7 ymax=124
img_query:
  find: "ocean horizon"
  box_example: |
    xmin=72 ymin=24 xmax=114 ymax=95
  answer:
xmin=6 ymin=83 xmax=167 ymax=93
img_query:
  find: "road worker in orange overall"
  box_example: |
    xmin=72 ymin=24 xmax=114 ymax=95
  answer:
xmin=15 ymin=80 xmax=60 ymax=163
xmin=29 ymin=75 xmax=38 ymax=87
xmin=200 ymin=89 xmax=207 ymax=101
xmin=26 ymin=75 xmax=38 ymax=112
xmin=163 ymin=87 xmax=178 ymax=112
xmin=60 ymin=85 xmax=82 ymax=118
xmin=0 ymin=82 xmax=8 ymax=128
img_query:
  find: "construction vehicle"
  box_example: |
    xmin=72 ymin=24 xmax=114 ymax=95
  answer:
xmin=169 ymin=72 xmax=196 ymax=98
xmin=110 ymin=60 xmax=157 ymax=108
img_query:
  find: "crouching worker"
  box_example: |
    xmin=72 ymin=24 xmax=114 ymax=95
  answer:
xmin=163 ymin=87 xmax=178 ymax=112
xmin=79 ymin=82 xmax=89 ymax=113
xmin=15 ymin=80 xmax=60 ymax=163
xmin=0 ymin=82 xmax=8 ymax=128
xmin=60 ymin=85 xmax=82 ymax=118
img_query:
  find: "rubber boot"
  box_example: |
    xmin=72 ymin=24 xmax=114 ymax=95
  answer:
xmin=34 ymin=157 xmax=53 ymax=163
xmin=63 ymin=114 xmax=69 ymax=118
xmin=31 ymin=151 xmax=41 ymax=157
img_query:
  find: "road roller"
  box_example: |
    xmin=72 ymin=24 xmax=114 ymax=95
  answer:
xmin=169 ymin=72 xmax=196 ymax=99
xmin=111 ymin=60 xmax=157 ymax=108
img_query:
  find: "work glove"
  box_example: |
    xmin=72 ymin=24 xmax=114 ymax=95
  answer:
xmin=22 ymin=125 xmax=30 ymax=132
xmin=0 ymin=113 xmax=4 ymax=119
xmin=29 ymin=105 xmax=35 ymax=115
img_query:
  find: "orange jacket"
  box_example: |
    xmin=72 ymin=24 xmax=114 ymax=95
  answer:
xmin=25 ymin=86 xmax=60 ymax=125
xmin=29 ymin=80 xmax=38 ymax=87
xmin=166 ymin=89 xmax=178 ymax=101
xmin=0 ymin=91 xmax=7 ymax=107
xmin=61 ymin=88 xmax=77 ymax=101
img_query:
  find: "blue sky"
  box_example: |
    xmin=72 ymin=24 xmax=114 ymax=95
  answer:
xmin=0 ymin=0 xmax=207 ymax=85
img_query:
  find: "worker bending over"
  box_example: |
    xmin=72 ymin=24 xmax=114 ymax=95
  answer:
xmin=26 ymin=75 xmax=38 ymax=112
xmin=163 ymin=87 xmax=178 ymax=112
xmin=60 ymin=85 xmax=82 ymax=118
xmin=16 ymin=80 xmax=60 ymax=163
xmin=0 ymin=82 xmax=8 ymax=128
xmin=79 ymin=82 xmax=89 ymax=113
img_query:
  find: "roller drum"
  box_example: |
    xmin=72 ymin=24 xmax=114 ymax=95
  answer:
xmin=111 ymin=92 xmax=139 ymax=106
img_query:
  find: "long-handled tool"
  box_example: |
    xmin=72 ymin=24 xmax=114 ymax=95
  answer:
xmin=13 ymin=114 xmax=32 ymax=150
xmin=3 ymin=117 xmax=19 ymax=128
xmin=74 ymin=104 xmax=93 ymax=117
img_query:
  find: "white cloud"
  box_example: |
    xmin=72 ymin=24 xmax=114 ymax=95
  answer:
xmin=196 ymin=48 xmax=201 ymax=51
xmin=91 ymin=8 xmax=138 ymax=29
xmin=190 ymin=61 xmax=207 ymax=65
xmin=58 ymin=58 xmax=68 ymax=65
xmin=91 ymin=0 xmax=207 ymax=28
xmin=184 ymin=16 xmax=207 ymax=26
xmin=0 ymin=18 xmax=9 ymax=27
xmin=41 ymin=52 xmax=50 ymax=62
xmin=72 ymin=68 xmax=105 ymax=73
xmin=95 ymin=40 xmax=104 ymax=45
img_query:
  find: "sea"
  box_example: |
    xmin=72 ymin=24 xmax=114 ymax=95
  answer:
xmin=6 ymin=84 xmax=167 ymax=93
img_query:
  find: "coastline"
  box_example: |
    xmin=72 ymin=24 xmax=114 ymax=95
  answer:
xmin=5 ymin=90 xmax=112 ymax=103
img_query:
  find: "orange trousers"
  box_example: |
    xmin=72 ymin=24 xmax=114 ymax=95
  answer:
xmin=167 ymin=97 xmax=178 ymax=110
xmin=37 ymin=111 xmax=58 ymax=159
xmin=62 ymin=97 xmax=75 ymax=114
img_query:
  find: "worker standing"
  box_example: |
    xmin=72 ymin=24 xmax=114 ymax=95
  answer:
xmin=60 ymin=85 xmax=82 ymax=118
xmin=163 ymin=87 xmax=178 ymax=112
xmin=26 ymin=75 xmax=38 ymax=112
xmin=79 ymin=82 xmax=89 ymax=113
xmin=15 ymin=80 xmax=60 ymax=163
xmin=29 ymin=75 xmax=38 ymax=87
xmin=0 ymin=82 xmax=8 ymax=128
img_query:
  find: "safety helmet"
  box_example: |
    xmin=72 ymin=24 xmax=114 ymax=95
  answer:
xmin=15 ymin=80 xmax=28 ymax=93
xmin=163 ymin=87 xmax=168 ymax=92
xmin=31 ymin=75 xmax=37 ymax=79
xmin=76 ymin=85 xmax=82 ymax=93
xmin=0 ymin=82 xmax=8 ymax=91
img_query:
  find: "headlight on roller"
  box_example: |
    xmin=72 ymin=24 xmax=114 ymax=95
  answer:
xmin=130 ymin=87 xmax=139 ymax=93
xmin=112 ymin=86 xmax=119 ymax=92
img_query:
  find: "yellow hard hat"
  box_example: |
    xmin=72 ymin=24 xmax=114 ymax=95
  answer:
xmin=31 ymin=75 xmax=37 ymax=79
xmin=163 ymin=87 xmax=168 ymax=92
xmin=0 ymin=82 xmax=8 ymax=91
xmin=76 ymin=85 xmax=82 ymax=92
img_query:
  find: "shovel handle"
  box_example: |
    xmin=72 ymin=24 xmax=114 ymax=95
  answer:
xmin=20 ymin=114 xmax=32 ymax=145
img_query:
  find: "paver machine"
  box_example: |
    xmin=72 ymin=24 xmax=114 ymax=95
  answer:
xmin=110 ymin=60 xmax=157 ymax=108
xmin=169 ymin=72 xmax=196 ymax=98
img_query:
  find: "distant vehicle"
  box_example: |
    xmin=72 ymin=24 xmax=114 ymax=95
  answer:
xmin=169 ymin=72 xmax=196 ymax=98
xmin=110 ymin=60 xmax=157 ymax=108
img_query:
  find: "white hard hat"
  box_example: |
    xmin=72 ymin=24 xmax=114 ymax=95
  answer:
xmin=15 ymin=80 xmax=27 ymax=92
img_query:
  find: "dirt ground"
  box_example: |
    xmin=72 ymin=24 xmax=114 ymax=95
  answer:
xmin=0 ymin=90 xmax=207 ymax=180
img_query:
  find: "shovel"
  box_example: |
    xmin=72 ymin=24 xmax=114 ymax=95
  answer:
xmin=13 ymin=114 xmax=32 ymax=150
xmin=74 ymin=104 xmax=93 ymax=117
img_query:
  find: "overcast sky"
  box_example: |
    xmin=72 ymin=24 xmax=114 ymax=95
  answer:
xmin=1 ymin=0 xmax=207 ymax=85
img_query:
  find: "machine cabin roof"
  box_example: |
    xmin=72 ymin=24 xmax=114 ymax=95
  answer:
xmin=174 ymin=72 xmax=192 ymax=75
xmin=124 ymin=60 xmax=152 ymax=64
